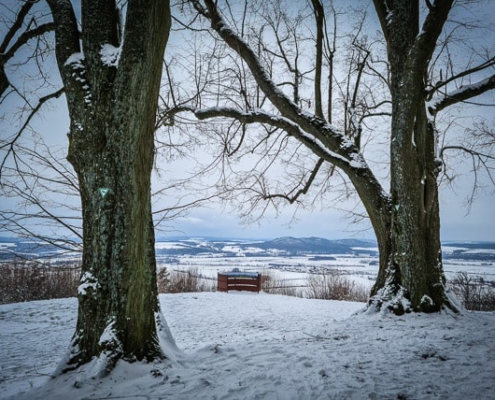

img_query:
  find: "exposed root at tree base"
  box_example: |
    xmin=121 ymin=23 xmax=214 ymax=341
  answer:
xmin=366 ymin=285 xmax=463 ymax=315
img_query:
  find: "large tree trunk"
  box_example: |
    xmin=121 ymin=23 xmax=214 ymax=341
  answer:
xmin=369 ymin=101 xmax=449 ymax=314
xmin=368 ymin=0 xmax=454 ymax=313
xmin=47 ymin=0 xmax=171 ymax=371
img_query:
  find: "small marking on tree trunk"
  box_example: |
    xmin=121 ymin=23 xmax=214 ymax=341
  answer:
xmin=98 ymin=188 xmax=112 ymax=199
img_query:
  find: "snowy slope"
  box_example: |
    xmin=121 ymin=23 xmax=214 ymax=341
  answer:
xmin=1 ymin=292 xmax=495 ymax=399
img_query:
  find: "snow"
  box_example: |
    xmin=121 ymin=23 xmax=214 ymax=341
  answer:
xmin=1 ymin=293 xmax=495 ymax=399
xmin=298 ymin=127 xmax=355 ymax=166
xmin=100 ymin=44 xmax=121 ymax=67
xmin=64 ymin=52 xmax=84 ymax=68
xmin=349 ymin=159 xmax=366 ymax=169
xmin=155 ymin=242 xmax=190 ymax=250
xmin=98 ymin=319 xmax=118 ymax=347
xmin=221 ymin=245 xmax=266 ymax=255
xmin=446 ymin=76 xmax=495 ymax=98
xmin=63 ymin=52 xmax=92 ymax=106
xmin=77 ymin=272 xmax=99 ymax=296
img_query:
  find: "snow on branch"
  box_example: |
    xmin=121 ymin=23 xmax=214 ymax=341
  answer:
xmin=428 ymin=74 xmax=495 ymax=115
xmin=164 ymin=105 xmax=363 ymax=172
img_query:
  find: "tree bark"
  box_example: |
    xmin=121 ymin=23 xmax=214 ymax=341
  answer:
xmin=47 ymin=0 xmax=171 ymax=371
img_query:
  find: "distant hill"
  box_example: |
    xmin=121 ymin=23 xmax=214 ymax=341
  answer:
xmin=251 ymin=236 xmax=376 ymax=255
xmin=443 ymin=241 xmax=495 ymax=250
xmin=442 ymin=241 xmax=495 ymax=262
xmin=153 ymin=236 xmax=379 ymax=258
xmin=1 ymin=236 xmax=494 ymax=261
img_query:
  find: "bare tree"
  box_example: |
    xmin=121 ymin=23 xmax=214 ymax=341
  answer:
xmin=163 ymin=0 xmax=495 ymax=313
xmin=1 ymin=0 xmax=176 ymax=375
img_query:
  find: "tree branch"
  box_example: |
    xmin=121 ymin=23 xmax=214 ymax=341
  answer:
xmin=2 ymin=22 xmax=56 ymax=65
xmin=427 ymin=57 xmax=495 ymax=100
xmin=0 ymin=3 xmax=55 ymax=98
xmin=0 ymin=1 xmax=34 ymax=55
xmin=166 ymin=105 xmax=355 ymax=170
xmin=186 ymin=0 xmax=391 ymax=244
xmin=262 ymin=158 xmax=325 ymax=204
xmin=428 ymin=74 xmax=495 ymax=115
xmin=411 ymin=0 xmax=454 ymax=72
xmin=0 ymin=87 xmax=65 ymax=178
xmin=310 ymin=0 xmax=325 ymax=119
xmin=372 ymin=0 xmax=390 ymax=43
xmin=192 ymin=0 xmax=364 ymax=171
xmin=46 ymin=0 xmax=81 ymax=92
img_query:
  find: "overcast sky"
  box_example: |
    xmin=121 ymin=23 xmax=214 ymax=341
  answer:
xmin=164 ymin=192 xmax=495 ymax=241
xmin=1 ymin=0 xmax=494 ymax=243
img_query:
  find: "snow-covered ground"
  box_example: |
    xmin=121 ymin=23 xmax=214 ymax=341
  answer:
xmin=1 ymin=292 xmax=495 ymax=399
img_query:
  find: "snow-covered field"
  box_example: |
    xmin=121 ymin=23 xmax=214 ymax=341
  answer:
xmin=163 ymin=252 xmax=495 ymax=297
xmin=1 ymin=292 xmax=495 ymax=400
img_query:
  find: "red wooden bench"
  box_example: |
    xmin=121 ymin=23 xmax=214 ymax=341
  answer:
xmin=217 ymin=270 xmax=261 ymax=293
